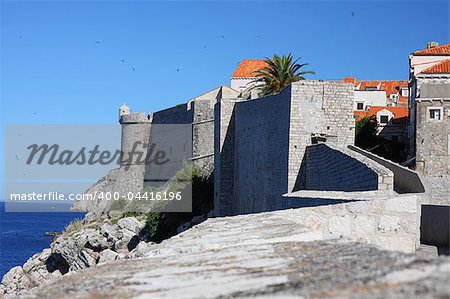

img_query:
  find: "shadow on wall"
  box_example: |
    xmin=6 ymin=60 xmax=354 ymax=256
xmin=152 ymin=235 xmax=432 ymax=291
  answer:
xmin=421 ymin=205 xmax=450 ymax=255
xmin=293 ymin=144 xmax=378 ymax=192
xmin=348 ymin=145 xmax=425 ymax=194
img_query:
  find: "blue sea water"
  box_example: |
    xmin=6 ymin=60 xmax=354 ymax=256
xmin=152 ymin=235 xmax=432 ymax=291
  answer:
xmin=0 ymin=202 xmax=85 ymax=279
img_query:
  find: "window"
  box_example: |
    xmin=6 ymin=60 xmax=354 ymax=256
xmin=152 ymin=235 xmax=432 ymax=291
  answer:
xmin=380 ymin=115 xmax=389 ymax=124
xmin=401 ymin=88 xmax=409 ymax=97
xmin=356 ymin=102 xmax=364 ymax=110
xmin=428 ymin=108 xmax=443 ymax=121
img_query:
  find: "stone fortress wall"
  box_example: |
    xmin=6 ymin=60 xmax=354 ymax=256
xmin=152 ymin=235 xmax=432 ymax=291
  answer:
xmin=214 ymin=81 xmax=381 ymax=216
xmin=100 ymin=80 xmax=446 ymax=253
xmin=299 ymin=144 xmax=393 ymax=192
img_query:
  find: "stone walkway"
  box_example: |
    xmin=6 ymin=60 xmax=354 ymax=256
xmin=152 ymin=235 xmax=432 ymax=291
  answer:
xmin=21 ymin=210 xmax=450 ymax=298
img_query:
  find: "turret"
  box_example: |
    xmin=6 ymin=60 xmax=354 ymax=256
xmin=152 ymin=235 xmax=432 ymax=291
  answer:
xmin=119 ymin=103 xmax=131 ymax=121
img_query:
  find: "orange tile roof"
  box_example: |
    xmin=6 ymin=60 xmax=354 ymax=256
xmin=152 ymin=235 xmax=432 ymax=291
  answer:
xmin=354 ymin=106 xmax=409 ymax=121
xmin=232 ymin=60 xmax=268 ymax=78
xmin=420 ymin=59 xmax=450 ymax=74
xmin=413 ymin=43 xmax=450 ymax=55
xmin=347 ymin=78 xmax=409 ymax=103
xmin=343 ymin=77 xmax=356 ymax=84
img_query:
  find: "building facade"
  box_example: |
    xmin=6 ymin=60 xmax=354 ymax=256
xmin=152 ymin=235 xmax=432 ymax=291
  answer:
xmin=230 ymin=59 xmax=267 ymax=95
xmin=408 ymin=42 xmax=450 ymax=204
xmin=343 ymin=77 xmax=409 ymax=109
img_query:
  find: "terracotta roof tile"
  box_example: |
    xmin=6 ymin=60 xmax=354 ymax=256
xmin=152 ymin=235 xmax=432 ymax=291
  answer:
xmin=347 ymin=78 xmax=408 ymax=103
xmin=420 ymin=59 xmax=450 ymax=74
xmin=413 ymin=43 xmax=450 ymax=55
xmin=354 ymin=106 xmax=409 ymax=121
xmin=232 ymin=60 xmax=268 ymax=78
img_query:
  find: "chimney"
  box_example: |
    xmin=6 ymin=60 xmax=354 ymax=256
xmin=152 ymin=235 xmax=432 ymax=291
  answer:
xmin=343 ymin=77 xmax=356 ymax=84
xmin=427 ymin=41 xmax=439 ymax=49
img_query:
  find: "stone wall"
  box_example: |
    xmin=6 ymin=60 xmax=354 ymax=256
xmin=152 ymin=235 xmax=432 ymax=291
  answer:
xmin=191 ymin=99 xmax=216 ymax=177
xmin=348 ymin=145 xmax=424 ymax=194
xmin=214 ymin=81 xmax=356 ymax=216
xmin=119 ymin=113 xmax=151 ymax=196
xmin=214 ymin=99 xmax=241 ymax=216
xmin=417 ymin=77 xmax=450 ymax=98
xmin=420 ymin=175 xmax=450 ymax=206
xmin=282 ymin=193 xmax=421 ymax=253
xmin=415 ymin=99 xmax=450 ymax=176
xmin=233 ymin=87 xmax=292 ymax=214
xmin=298 ymin=144 xmax=393 ymax=192
xmin=152 ymin=103 xmax=193 ymax=124
xmin=287 ymin=81 xmax=355 ymax=192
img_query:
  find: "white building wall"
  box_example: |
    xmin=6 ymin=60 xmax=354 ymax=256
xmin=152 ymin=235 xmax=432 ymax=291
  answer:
xmin=410 ymin=55 xmax=449 ymax=75
xmin=354 ymin=90 xmax=387 ymax=110
xmin=231 ymin=77 xmax=258 ymax=92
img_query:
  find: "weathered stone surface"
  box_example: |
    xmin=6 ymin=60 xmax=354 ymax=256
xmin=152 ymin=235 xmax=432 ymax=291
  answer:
xmin=1 ymin=267 xmax=30 ymax=295
xmin=1 ymin=217 xmax=147 ymax=298
xmin=117 ymin=217 xmax=145 ymax=235
xmin=127 ymin=241 xmax=156 ymax=259
xmin=18 ymin=210 xmax=450 ymax=299
xmin=98 ymin=249 xmax=119 ymax=264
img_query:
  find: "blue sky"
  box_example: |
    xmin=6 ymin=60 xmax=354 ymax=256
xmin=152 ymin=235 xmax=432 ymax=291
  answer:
xmin=0 ymin=0 xmax=449 ymax=197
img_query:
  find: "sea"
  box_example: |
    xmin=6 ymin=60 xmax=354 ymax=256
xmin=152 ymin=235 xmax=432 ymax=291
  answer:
xmin=0 ymin=202 xmax=85 ymax=279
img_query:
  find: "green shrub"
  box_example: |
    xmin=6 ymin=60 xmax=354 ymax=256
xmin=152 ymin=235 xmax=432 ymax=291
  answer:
xmin=64 ymin=219 xmax=84 ymax=235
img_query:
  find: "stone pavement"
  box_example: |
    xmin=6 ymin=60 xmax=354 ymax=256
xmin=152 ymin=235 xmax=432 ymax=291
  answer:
xmin=20 ymin=209 xmax=450 ymax=299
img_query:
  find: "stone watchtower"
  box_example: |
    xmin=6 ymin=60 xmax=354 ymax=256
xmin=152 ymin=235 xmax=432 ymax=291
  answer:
xmin=119 ymin=103 xmax=131 ymax=120
xmin=117 ymin=104 xmax=151 ymax=196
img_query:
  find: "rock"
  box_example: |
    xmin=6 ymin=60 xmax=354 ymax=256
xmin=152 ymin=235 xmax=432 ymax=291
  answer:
xmin=1 ymin=218 xmax=148 ymax=298
xmin=98 ymin=249 xmax=119 ymax=264
xmin=84 ymin=229 xmax=111 ymax=251
xmin=77 ymin=249 xmax=99 ymax=268
xmin=100 ymin=223 xmax=121 ymax=244
xmin=23 ymin=249 xmax=51 ymax=273
xmin=117 ymin=217 xmax=145 ymax=235
xmin=113 ymin=228 xmax=134 ymax=253
xmin=52 ymin=233 xmax=88 ymax=268
xmin=176 ymin=222 xmax=191 ymax=234
xmin=0 ymin=266 xmax=32 ymax=298
xmin=127 ymin=241 xmax=156 ymax=259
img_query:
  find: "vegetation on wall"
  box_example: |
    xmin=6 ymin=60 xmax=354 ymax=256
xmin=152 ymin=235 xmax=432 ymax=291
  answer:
xmin=355 ymin=116 xmax=378 ymax=149
xmin=109 ymin=162 xmax=214 ymax=243
xmin=355 ymin=116 xmax=406 ymax=163
xmin=252 ymin=54 xmax=315 ymax=96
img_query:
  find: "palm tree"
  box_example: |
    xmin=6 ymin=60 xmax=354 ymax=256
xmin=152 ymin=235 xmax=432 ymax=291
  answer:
xmin=252 ymin=54 xmax=315 ymax=96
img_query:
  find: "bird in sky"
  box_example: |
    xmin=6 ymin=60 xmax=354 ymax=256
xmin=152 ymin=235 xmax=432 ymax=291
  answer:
xmin=132 ymin=67 xmax=136 ymax=72
xmin=95 ymin=41 xmax=101 ymax=44
xmin=15 ymin=154 xmax=19 ymax=161
xmin=121 ymin=59 xmax=125 ymax=63
xmin=220 ymin=35 xmax=226 ymax=39
xmin=256 ymin=35 xmax=262 ymax=38
xmin=18 ymin=36 xmax=22 ymax=39
xmin=176 ymin=68 xmax=179 ymax=72
xmin=351 ymin=11 xmax=356 ymax=17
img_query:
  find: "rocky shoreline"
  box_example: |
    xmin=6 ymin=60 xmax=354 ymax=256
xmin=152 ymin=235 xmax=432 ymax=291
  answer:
xmin=0 ymin=213 xmax=207 ymax=298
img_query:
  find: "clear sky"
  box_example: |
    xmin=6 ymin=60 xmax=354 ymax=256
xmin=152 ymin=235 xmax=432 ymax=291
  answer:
xmin=0 ymin=0 xmax=449 ymax=197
